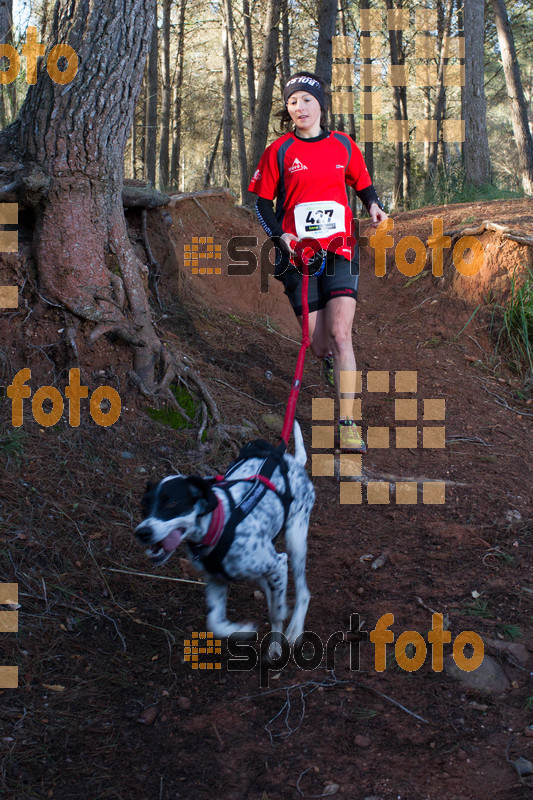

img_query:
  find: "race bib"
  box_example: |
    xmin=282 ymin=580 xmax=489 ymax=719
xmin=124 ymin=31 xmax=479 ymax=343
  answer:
xmin=294 ymin=201 xmax=345 ymax=239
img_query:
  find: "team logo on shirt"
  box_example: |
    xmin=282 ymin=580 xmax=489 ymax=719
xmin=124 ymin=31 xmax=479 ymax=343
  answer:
xmin=253 ymin=169 xmax=261 ymax=180
xmin=289 ymin=157 xmax=308 ymax=173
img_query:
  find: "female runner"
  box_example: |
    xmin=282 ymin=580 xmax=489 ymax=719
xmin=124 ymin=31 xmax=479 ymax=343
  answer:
xmin=248 ymin=70 xmax=388 ymax=452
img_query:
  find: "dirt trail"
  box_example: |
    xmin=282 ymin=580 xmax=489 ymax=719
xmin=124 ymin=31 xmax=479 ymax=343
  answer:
xmin=0 ymin=194 xmax=532 ymax=800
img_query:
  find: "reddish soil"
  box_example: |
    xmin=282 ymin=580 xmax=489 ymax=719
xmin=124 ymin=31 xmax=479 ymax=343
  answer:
xmin=0 ymin=194 xmax=532 ymax=800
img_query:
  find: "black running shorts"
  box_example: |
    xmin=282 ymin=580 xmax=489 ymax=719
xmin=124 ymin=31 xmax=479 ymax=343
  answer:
xmin=276 ymin=248 xmax=360 ymax=317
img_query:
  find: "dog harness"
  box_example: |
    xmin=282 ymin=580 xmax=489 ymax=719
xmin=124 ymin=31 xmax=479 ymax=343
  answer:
xmin=187 ymin=440 xmax=293 ymax=580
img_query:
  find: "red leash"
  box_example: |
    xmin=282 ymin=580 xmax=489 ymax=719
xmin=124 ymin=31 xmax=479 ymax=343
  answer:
xmin=279 ymin=239 xmax=315 ymax=448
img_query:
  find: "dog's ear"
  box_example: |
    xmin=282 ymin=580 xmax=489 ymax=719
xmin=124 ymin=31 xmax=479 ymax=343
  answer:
xmin=187 ymin=476 xmax=217 ymax=514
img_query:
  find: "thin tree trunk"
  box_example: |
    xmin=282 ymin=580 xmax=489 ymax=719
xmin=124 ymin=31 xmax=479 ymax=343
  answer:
xmin=170 ymin=0 xmax=186 ymax=188
xmin=385 ymin=0 xmax=403 ymax=209
xmin=221 ymin=21 xmax=232 ymax=187
xmin=243 ymin=0 xmax=256 ymax=120
xmin=146 ymin=9 xmax=158 ymax=186
xmin=204 ymin=119 xmax=224 ymax=187
xmin=222 ymin=0 xmax=248 ymax=201
xmin=337 ymin=0 xmax=356 ymax=206
xmin=491 ymin=0 xmax=533 ymax=195
xmin=280 ymin=0 xmax=290 ymax=86
xmin=131 ymin=108 xmax=137 ymax=178
xmin=400 ymin=86 xmax=411 ymax=206
xmin=247 ymin=0 xmax=282 ymax=196
xmin=0 ymin=0 xmax=14 ymax=127
xmin=360 ymin=0 xmax=373 ymax=180
xmin=139 ymin=71 xmax=147 ymax=178
xmin=426 ymin=0 xmax=454 ymax=188
xmin=423 ymin=87 xmax=431 ymax=172
xmin=315 ymin=0 xmax=337 ymax=91
xmin=158 ymin=0 xmax=171 ymax=188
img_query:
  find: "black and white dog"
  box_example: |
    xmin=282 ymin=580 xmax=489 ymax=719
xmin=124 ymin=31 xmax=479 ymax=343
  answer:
xmin=135 ymin=421 xmax=315 ymax=646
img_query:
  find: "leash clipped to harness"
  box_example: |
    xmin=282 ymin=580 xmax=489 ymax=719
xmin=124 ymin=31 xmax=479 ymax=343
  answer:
xmin=279 ymin=238 xmax=323 ymax=449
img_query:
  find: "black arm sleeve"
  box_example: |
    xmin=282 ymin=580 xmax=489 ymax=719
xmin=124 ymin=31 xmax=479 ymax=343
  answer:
xmin=255 ymin=196 xmax=285 ymax=239
xmin=356 ymin=184 xmax=384 ymax=213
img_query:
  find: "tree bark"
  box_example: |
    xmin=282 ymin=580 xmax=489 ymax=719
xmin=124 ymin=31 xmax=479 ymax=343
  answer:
xmin=491 ymin=0 xmax=533 ymax=195
xmin=158 ymin=0 xmax=171 ymax=189
xmin=170 ymin=0 xmax=187 ymax=188
xmin=247 ymin=0 xmax=282 ymax=195
xmin=0 ymin=0 xmax=173 ymax=391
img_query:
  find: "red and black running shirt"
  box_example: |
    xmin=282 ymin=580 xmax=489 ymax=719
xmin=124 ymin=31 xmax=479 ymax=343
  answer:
xmin=248 ymin=129 xmax=372 ymax=258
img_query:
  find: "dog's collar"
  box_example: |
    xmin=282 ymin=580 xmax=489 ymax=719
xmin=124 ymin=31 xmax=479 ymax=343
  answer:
xmin=202 ymin=496 xmax=225 ymax=548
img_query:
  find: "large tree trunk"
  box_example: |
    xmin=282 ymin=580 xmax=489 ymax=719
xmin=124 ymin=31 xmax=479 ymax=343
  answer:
xmin=158 ymin=0 xmax=171 ymax=188
xmin=0 ymin=0 xmax=175 ymax=392
xmin=247 ymin=0 xmax=282 ymax=194
xmin=145 ymin=11 xmax=158 ymax=186
xmin=170 ymin=0 xmax=187 ymax=188
xmin=491 ymin=0 xmax=533 ymax=195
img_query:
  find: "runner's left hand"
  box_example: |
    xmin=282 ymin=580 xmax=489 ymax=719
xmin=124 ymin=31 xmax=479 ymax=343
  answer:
xmin=369 ymin=203 xmax=388 ymax=225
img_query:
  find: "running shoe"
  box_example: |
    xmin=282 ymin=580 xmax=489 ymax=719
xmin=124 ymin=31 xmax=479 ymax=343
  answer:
xmin=322 ymin=355 xmax=334 ymax=387
xmin=339 ymin=419 xmax=367 ymax=453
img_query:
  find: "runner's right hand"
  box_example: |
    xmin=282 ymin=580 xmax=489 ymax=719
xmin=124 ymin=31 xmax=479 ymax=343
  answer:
xmin=280 ymin=232 xmax=299 ymax=254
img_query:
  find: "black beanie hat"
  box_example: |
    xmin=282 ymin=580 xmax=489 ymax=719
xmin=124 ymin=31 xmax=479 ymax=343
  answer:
xmin=283 ymin=75 xmax=325 ymax=109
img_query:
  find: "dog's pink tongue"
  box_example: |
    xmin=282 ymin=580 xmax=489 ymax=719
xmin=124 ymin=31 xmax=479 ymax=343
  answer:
xmin=161 ymin=529 xmax=182 ymax=552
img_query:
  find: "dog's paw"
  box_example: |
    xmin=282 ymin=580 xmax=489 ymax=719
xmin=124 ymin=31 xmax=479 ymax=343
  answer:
xmin=211 ymin=622 xmax=257 ymax=640
xmin=284 ymin=621 xmax=303 ymax=646
xmin=230 ymin=623 xmax=257 ymax=640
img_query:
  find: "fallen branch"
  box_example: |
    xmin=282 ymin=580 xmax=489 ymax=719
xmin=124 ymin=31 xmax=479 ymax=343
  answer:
xmin=104 ymin=567 xmax=205 ymax=586
xmin=480 ymin=385 xmax=533 ymax=418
